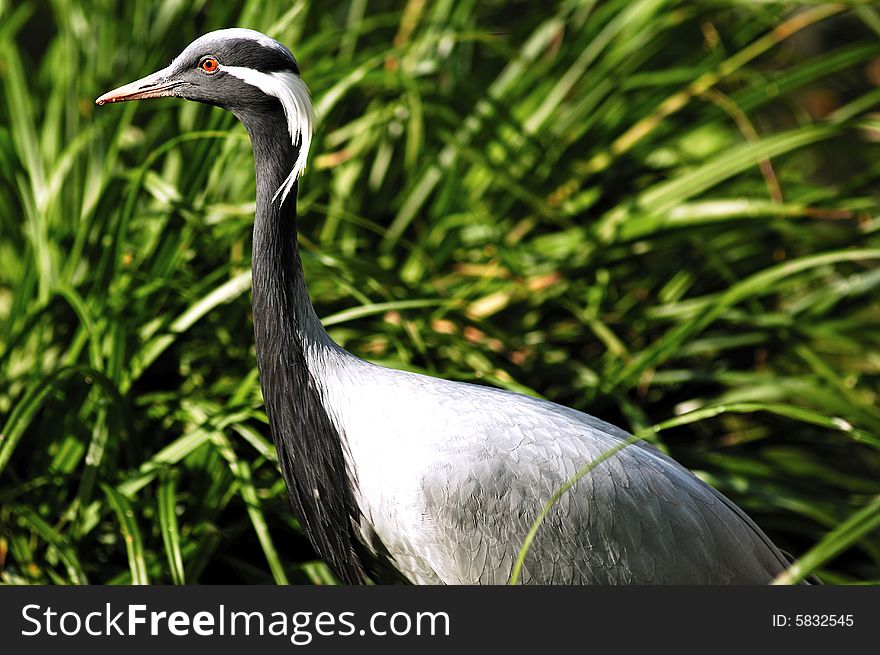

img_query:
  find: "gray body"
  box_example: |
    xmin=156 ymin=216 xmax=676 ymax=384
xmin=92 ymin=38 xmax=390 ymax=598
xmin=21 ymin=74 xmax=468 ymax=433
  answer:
xmin=97 ymin=29 xmax=790 ymax=585
xmin=309 ymin=340 xmax=788 ymax=584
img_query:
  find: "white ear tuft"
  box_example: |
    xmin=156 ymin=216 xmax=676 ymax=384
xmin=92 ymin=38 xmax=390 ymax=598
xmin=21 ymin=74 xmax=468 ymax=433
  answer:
xmin=221 ymin=66 xmax=315 ymax=206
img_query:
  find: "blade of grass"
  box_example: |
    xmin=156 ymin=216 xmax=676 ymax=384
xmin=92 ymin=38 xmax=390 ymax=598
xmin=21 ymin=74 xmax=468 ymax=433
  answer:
xmin=774 ymin=496 xmax=880 ymax=585
xmin=157 ymin=468 xmax=186 ymax=585
xmin=210 ymin=431 xmax=290 ymax=585
xmin=101 ymin=483 xmax=149 ymax=585
xmin=10 ymin=505 xmax=88 ymax=584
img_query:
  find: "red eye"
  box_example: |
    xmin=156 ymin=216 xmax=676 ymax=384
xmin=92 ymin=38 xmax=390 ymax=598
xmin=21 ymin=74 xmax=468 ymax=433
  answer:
xmin=200 ymin=57 xmax=219 ymax=74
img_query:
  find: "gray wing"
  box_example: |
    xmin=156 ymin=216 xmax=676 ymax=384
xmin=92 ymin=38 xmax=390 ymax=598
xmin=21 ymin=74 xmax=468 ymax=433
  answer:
xmin=406 ymin=390 xmax=788 ymax=585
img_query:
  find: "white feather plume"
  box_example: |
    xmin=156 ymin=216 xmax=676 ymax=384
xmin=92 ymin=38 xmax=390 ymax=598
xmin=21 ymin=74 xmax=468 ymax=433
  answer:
xmin=222 ymin=66 xmax=315 ymax=206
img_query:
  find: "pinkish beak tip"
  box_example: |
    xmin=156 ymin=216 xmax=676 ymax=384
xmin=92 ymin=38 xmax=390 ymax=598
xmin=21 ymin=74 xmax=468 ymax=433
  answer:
xmin=95 ymin=91 xmax=120 ymax=106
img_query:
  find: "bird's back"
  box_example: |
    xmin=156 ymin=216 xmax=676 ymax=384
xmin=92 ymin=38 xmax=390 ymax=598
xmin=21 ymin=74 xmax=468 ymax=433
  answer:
xmin=316 ymin=350 xmax=789 ymax=584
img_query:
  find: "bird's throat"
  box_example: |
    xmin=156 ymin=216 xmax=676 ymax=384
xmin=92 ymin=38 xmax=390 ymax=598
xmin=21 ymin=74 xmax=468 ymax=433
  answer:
xmin=244 ymin=108 xmax=367 ymax=584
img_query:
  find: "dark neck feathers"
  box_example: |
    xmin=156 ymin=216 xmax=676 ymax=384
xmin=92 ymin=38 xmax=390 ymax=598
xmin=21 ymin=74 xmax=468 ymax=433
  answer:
xmin=240 ymin=106 xmax=366 ymax=584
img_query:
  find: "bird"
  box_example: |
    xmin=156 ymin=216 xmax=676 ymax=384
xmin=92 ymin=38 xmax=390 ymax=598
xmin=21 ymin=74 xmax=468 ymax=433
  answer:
xmin=96 ymin=28 xmax=793 ymax=585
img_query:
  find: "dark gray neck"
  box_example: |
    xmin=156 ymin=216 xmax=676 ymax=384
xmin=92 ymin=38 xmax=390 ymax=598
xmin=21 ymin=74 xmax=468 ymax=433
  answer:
xmin=239 ymin=106 xmax=366 ymax=584
xmin=245 ymin=110 xmax=327 ymax=346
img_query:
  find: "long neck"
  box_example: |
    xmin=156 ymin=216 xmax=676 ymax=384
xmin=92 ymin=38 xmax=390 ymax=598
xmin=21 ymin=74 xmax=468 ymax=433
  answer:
xmin=241 ymin=107 xmax=366 ymax=584
xmin=248 ymin=111 xmax=328 ymax=351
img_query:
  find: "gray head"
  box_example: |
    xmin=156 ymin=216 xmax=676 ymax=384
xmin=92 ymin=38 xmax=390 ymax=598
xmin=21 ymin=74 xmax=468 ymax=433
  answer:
xmin=97 ymin=28 xmax=314 ymax=203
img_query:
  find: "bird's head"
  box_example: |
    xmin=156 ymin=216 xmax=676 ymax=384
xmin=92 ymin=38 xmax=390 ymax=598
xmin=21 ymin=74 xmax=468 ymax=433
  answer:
xmin=96 ymin=28 xmax=314 ymax=203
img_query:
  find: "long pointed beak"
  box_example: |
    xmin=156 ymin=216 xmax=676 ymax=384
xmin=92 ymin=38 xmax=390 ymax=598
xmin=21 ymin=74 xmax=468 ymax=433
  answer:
xmin=95 ymin=67 xmax=182 ymax=105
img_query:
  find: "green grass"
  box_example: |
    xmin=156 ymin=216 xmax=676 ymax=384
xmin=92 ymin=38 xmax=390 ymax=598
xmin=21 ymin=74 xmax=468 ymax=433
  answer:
xmin=1 ymin=0 xmax=879 ymax=584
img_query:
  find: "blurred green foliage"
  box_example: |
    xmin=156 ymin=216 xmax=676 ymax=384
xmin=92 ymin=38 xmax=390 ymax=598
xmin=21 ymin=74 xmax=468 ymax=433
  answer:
xmin=0 ymin=0 xmax=879 ymax=584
